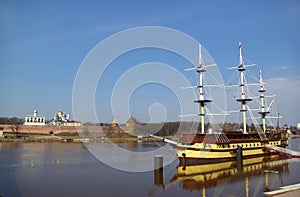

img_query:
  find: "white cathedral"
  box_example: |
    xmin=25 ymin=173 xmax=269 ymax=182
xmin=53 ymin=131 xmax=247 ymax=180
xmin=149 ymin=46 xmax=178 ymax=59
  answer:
xmin=48 ymin=110 xmax=70 ymax=126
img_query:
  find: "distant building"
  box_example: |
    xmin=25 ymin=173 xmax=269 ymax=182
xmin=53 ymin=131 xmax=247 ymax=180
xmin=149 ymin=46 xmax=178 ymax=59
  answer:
xmin=0 ymin=126 xmax=3 ymax=137
xmin=126 ymin=116 xmax=140 ymax=131
xmin=63 ymin=120 xmax=82 ymax=127
xmin=125 ymin=116 xmax=148 ymax=137
xmin=48 ymin=110 xmax=81 ymax=126
xmin=111 ymin=118 xmax=118 ymax=127
xmin=24 ymin=110 xmax=46 ymax=126
xmin=48 ymin=110 xmax=69 ymax=126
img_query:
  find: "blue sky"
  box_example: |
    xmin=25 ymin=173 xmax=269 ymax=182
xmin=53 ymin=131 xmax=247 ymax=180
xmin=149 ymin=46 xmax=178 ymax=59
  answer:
xmin=1 ymin=0 xmax=300 ymax=126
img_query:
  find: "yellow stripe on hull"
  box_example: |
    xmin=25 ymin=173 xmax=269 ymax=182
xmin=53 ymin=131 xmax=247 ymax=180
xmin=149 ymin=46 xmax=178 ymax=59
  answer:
xmin=177 ymin=140 xmax=282 ymax=160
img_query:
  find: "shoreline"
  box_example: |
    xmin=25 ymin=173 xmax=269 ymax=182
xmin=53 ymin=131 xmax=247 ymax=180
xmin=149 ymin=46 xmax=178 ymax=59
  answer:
xmin=0 ymin=135 xmax=164 ymax=143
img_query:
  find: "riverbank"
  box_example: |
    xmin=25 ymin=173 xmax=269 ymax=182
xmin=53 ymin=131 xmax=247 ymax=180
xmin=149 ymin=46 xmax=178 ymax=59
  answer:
xmin=0 ymin=132 xmax=163 ymax=143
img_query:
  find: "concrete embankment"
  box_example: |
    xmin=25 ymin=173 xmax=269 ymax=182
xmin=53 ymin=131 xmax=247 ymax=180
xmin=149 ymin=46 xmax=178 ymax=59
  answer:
xmin=265 ymin=183 xmax=300 ymax=196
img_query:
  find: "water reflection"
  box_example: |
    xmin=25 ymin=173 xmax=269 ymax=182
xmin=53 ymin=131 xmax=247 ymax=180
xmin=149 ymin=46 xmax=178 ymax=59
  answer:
xmin=152 ymin=156 xmax=290 ymax=197
xmin=0 ymin=143 xmax=96 ymax=169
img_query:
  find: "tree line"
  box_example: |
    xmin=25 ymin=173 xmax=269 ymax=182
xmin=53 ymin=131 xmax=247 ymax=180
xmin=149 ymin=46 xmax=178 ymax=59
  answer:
xmin=0 ymin=117 xmax=24 ymax=125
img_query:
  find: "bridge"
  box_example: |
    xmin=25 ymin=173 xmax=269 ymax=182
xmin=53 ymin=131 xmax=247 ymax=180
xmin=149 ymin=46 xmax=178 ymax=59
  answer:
xmin=265 ymin=145 xmax=300 ymax=158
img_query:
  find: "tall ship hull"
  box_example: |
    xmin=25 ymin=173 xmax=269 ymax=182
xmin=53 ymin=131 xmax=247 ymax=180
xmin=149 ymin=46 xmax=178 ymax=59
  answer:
xmin=176 ymin=132 xmax=288 ymax=162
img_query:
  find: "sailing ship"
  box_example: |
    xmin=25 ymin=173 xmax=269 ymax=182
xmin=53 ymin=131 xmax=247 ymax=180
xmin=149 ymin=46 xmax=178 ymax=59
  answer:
xmin=153 ymin=42 xmax=288 ymax=162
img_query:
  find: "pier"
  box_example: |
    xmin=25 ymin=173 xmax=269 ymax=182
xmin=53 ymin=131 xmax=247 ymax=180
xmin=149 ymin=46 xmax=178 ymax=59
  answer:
xmin=264 ymin=183 xmax=300 ymax=196
xmin=265 ymin=145 xmax=300 ymax=158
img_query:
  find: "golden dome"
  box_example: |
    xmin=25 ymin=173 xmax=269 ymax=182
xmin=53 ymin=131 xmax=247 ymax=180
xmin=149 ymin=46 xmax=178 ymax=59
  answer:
xmin=58 ymin=111 xmax=63 ymax=116
xmin=112 ymin=118 xmax=118 ymax=124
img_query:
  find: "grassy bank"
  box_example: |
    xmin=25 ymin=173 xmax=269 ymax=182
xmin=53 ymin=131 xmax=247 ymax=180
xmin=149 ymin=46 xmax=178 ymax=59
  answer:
xmin=0 ymin=132 xmax=163 ymax=143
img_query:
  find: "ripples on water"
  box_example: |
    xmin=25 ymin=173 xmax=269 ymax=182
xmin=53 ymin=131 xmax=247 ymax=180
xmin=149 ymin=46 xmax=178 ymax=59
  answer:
xmin=0 ymin=139 xmax=300 ymax=197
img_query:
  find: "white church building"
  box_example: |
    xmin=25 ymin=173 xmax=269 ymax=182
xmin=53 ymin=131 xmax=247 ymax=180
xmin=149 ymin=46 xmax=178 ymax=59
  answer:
xmin=24 ymin=110 xmax=46 ymax=126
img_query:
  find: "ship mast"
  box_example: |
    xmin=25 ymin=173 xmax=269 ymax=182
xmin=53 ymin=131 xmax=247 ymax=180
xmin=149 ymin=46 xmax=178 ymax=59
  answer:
xmin=194 ymin=44 xmax=211 ymax=134
xmin=258 ymin=70 xmax=269 ymax=133
xmin=236 ymin=42 xmax=252 ymax=134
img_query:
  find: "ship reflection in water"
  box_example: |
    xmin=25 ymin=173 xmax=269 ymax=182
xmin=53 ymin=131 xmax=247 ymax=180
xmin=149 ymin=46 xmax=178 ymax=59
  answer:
xmin=153 ymin=156 xmax=290 ymax=197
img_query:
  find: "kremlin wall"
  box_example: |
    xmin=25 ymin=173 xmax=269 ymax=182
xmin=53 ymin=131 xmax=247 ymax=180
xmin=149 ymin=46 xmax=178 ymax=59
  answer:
xmin=0 ymin=110 xmax=166 ymax=139
xmin=0 ymin=110 xmax=139 ymax=137
xmin=1 ymin=124 xmax=87 ymax=135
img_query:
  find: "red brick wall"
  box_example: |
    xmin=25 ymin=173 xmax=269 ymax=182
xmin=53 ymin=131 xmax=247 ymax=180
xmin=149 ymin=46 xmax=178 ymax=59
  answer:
xmin=0 ymin=124 xmax=126 ymax=135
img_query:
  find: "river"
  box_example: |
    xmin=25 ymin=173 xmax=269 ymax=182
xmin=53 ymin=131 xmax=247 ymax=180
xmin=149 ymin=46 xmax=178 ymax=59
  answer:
xmin=0 ymin=138 xmax=300 ymax=197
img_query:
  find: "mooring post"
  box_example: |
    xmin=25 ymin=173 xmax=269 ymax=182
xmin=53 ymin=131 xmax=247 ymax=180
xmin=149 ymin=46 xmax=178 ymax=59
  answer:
xmin=154 ymin=155 xmax=163 ymax=185
xmin=236 ymin=145 xmax=243 ymax=172
xmin=154 ymin=155 xmax=163 ymax=170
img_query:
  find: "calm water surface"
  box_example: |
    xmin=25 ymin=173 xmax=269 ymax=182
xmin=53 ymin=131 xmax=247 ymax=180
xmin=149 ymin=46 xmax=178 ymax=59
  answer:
xmin=1 ymin=138 xmax=300 ymax=197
